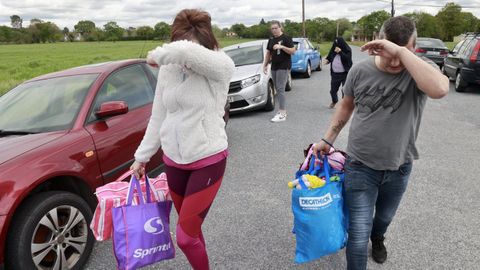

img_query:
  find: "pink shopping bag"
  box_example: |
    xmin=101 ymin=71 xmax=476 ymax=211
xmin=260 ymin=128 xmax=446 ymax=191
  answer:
xmin=90 ymin=171 xmax=170 ymax=241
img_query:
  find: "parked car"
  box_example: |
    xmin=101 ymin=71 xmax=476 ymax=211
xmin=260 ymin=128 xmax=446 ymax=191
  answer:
xmin=443 ymin=33 xmax=480 ymax=92
xmin=414 ymin=37 xmax=449 ymax=67
xmin=224 ymin=40 xmax=276 ymax=113
xmin=291 ymin=37 xmax=322 ymax=78
xmin=0 ymin=59 xmax=166 ymax=269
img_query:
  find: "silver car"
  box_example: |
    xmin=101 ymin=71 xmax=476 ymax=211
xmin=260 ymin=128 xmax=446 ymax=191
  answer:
xmin=224 ymin=40 xmax=276 ymax=113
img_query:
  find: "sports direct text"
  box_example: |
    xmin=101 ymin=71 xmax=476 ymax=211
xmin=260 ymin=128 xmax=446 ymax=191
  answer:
xmin=133 ymin=242 xmax=172 ymax=259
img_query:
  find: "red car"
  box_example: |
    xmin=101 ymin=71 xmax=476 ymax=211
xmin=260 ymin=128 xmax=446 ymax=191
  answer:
xmin=0 ymin=60 xmax=165 ymax=269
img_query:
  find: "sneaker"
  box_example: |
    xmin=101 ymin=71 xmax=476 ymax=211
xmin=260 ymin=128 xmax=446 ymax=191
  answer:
xmin=270 ymin=112 xmax=287 ymax=122
xmin=371 ymin=235 xmax=387 ymax=264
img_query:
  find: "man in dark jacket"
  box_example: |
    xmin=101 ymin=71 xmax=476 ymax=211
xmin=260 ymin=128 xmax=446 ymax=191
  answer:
xmin=325 ymin=37 xmax=353 ymax=108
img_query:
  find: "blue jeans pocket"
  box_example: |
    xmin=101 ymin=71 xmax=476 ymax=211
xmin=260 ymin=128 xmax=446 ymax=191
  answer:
xmin=344 ymin=158 xmax=368 ymax=191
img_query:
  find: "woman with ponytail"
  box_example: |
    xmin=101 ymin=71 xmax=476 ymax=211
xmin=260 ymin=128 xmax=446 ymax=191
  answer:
xmin=130 ymin=9 xmax=234 ymax=270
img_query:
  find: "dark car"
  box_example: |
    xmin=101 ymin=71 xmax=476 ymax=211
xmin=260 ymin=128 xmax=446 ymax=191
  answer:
xmin=0 ymin=60 xmax=166 ymax=269
xmin=443 ymin=33 xmax=480 ymax=92
xmin=414 ymin=37 xmax=449 ymax=67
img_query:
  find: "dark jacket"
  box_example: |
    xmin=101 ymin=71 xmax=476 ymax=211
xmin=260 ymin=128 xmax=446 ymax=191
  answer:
xmin=326 ymin=37 xmax=352 ymax=74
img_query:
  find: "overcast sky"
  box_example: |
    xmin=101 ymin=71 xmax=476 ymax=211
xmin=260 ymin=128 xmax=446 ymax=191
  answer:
xmin=1 ymin=0 xmax=479 ymax=30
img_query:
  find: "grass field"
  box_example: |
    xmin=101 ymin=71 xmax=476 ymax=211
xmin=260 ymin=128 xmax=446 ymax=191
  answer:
xmin=0 ymin=38 xmax=262 ymax=96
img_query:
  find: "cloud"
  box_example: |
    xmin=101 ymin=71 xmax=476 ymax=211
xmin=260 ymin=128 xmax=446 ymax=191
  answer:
xmin=0 ymin=0 xmax=479 ymax=29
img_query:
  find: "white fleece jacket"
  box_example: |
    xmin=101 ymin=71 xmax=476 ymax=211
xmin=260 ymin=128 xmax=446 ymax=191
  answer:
xmin=134 ymin=40 xmax=235 ymax=164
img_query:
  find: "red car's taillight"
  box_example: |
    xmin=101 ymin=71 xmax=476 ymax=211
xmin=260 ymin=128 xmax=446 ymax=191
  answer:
xmin=440 ymin=50 xmax=448 ymax=56
xmin=470 ymin=41 xmax=480 ymax=63
xmin=415 ymin=48 xmax=426 ymax=53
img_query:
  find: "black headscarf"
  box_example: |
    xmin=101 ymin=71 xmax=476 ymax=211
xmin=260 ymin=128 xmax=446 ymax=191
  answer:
xmin=326 ymin=36 xmax=353 ymax=73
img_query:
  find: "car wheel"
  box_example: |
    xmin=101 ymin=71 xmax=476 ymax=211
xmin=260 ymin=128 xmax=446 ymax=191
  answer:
xmin=6 ymin=191 xmax=94 ymax=270
xmin=455 ymin=72 xmax=468 ymax=92
xmin=264 ymin=81 xmax=275 ymax=111
xmin=315 ymin=59 xmax=322 ymax=71
xmin=285 ymin=72 xmax=292 ymax=92
xmin=304 ymin=62 xmax=312 ymax=78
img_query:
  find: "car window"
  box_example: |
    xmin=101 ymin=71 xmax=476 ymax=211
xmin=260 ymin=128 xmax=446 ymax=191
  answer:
xmin=417 ymin=39 xmax=445 ymax=48
xmin=458 ymin=38 xmax=473 ymax=57
xmin=224 ymin=45 xmax=264 ymax=67
xmin=88 ymin=64 xmax=154 ymax=122
xmin=293 ymin=41 xmax=301 ymax=50
xmin=304 ymin=40 xmax=311 ymax=50
xmin=307 ymin=40 xmax=315 ymax=50
xmin=452 ymin=40 xmax=465 ymax=54
xmin=0 ymin=74 xmax=97 ymax=133
xmin=462 ymin=39 xmax=478 ymax=57
xmin=145 ymin=64 xmax=159 ymax=80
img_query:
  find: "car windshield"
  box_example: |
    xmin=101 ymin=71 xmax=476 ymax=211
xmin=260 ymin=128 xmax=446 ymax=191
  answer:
xmin=0 ymin=74 xmax=98 ymax=134
xmin=417 ymin=39 xmax=446 ymax=48
xmin=225 ymin=45 xmax=264 ymax=67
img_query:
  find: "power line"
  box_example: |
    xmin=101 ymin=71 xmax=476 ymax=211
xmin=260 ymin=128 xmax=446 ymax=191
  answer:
xmin=376 ymin=0 xmax=480 ymax=8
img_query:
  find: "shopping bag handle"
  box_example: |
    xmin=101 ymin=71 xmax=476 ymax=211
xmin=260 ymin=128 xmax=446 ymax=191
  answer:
xmin=116 ymin=170 xmax=155 ymax=203
xmin=126 ymin=175 xmax=153 ymax=205
xmin=322 ymin=155 xmax=332 ymax=184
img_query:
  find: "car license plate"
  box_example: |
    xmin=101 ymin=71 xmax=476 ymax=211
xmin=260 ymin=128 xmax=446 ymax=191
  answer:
xmin=428 ymin=51 xmax=440 ymax=55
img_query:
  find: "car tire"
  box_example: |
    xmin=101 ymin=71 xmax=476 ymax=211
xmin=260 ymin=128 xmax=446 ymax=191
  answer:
xmin=264 ymin=81 xmax=275 ymax=111
xmin=6 ymin=191 xmax=94 ymax=270
xmin=285 ymin=72 xmax=292 ymax=92
xmin=303 ymin=62 xmax=312 ymax=78
xmin=315 ymin=58 xmax=322 ymax=71
xmin=455 ymin=72 xmax=468 ymax=92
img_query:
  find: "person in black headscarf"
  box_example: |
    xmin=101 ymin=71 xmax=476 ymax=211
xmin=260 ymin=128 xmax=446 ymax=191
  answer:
xmin=325 ymin=36 xmax=353 ymax=108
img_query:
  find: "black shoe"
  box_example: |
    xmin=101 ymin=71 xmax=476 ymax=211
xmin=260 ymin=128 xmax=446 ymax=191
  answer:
xmin=371 ymin=235 xmax=387 ymax=264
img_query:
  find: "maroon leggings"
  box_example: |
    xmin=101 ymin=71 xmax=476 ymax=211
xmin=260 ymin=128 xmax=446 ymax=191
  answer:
xmin=164 ymin=158 xmax=226 ymax=270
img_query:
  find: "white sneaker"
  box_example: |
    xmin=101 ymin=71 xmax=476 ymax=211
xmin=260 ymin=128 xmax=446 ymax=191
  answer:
xmin=270 ymin=112 xmax=287 ymax=122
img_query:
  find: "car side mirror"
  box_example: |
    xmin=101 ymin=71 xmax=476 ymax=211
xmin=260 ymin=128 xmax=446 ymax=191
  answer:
xmin=95 ymin=101 xmax=129 ymax=118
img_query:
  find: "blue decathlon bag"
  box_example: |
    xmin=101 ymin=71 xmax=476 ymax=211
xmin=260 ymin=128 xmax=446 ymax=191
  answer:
xmin=291 ymin=155 xmax=348 ymax=264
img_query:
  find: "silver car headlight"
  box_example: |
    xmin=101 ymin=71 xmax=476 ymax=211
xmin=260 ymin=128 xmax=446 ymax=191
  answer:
xmin=241 ymin=74 xmax=260 ymax=89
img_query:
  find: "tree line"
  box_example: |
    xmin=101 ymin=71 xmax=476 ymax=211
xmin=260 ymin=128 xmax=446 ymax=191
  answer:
xmin=1 ymin=2 xmax=478 ymax=44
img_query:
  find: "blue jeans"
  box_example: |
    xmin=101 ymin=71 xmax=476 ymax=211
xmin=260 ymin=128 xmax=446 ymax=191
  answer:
xmin=344 ymin=157 xmax=412 ymax=270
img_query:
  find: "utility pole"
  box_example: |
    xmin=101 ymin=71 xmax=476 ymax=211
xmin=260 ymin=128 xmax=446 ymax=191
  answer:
xmin=336 ymin=20 xmax=339 ymax=37
xmin=391 ymin=0 xmax=395 ymax=17
xmin=302 ymin=0 xmax=306 ymax=37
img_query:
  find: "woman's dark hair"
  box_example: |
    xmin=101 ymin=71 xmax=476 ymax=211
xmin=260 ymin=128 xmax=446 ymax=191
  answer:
xmin=171 ymin=9 xmax=219 ymax=50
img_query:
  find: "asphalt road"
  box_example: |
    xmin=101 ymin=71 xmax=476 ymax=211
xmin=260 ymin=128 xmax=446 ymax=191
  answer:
xmin=85 ymin=46 xmax=480 ymax=270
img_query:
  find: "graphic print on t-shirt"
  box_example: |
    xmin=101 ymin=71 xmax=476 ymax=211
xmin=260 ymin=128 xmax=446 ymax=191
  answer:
xmin=356 ymin=85 xmax=405 ymax=114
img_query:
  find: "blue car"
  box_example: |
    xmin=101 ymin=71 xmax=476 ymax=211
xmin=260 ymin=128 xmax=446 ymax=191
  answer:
xmin=291 ymin=38 xmax=322 ymax=78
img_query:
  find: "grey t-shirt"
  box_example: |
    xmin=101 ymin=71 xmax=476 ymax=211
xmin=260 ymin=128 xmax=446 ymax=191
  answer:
xmin=343 ymin=56 xmax=434 ymax=170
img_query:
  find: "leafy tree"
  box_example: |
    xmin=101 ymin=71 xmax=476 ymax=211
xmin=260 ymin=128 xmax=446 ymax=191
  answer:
xmin=74 ymin=20 xmax=96 ymax=40
xmin=89 ymin=27 xmax=106 ymax=41
xmin=28 ymin=21 xmax=61 ymax=43
xmin=436 ymin=2 xmax=464 ymax=41
xmin=212 ymin=25 xmax=224 ymax=38
xmin=136 ymin=26 xmax=154 ymax=39
xmin=461 ymin=12 xmax=480 ymax=32
xmin=357 ymin=10 xmax=390 ymax=40
xmin=10 ymin=15 xmax=22 ymax=29
xmin=260 ymin=18 xmax=266 ymax=25
xmin=0 ymin=26 xmax=13 ymax=42
xmin=30 ymin=18 xmax=43 ymax=25
xmin=103 ymin=21 xmax=124 ymax=41
xmin=404 ymin=12 xmax=440 ymax=38
xmin=231 ymin=23 xmax=246 ymax=38
xmin=126 ymin=27 xmax=137 ymax=37
xmin=154 ymin=22 xmax=171 ymax=40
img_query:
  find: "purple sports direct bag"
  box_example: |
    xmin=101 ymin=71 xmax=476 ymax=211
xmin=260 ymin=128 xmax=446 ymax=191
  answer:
xmin=112 ymin=175 xmax=175 ymax=269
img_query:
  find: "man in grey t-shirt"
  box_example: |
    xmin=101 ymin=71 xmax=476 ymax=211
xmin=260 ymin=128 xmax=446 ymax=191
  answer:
xmin=313 ymin=16 xmax=449 ymax=270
